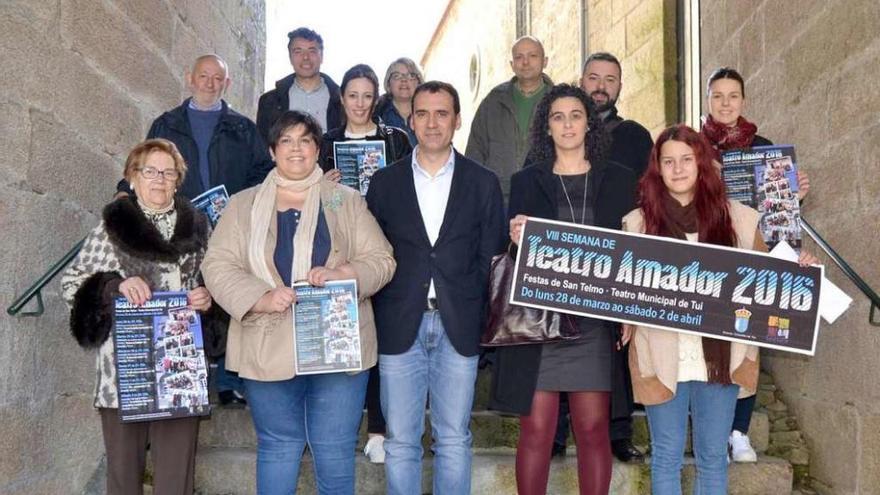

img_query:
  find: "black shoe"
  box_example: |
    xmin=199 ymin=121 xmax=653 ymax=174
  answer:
xmin=551 ymin=442 xmax=567 ymax=458
xmin=218 ymin=390 xmax=247 ymax=408
xmin=611 ymin=438 xmax=644 ymax=463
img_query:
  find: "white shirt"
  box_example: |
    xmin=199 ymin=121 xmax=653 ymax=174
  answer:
xmin=412 ymin=145 xmax=456 ymax=298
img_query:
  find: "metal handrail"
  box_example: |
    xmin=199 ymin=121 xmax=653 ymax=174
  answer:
xmin=6 ymin=238 xmax=84 ymax=317
xmin=7 ymin=219 xmax=879 ymax=324
xmin=801 ymin=218 xmax=880 ymax=326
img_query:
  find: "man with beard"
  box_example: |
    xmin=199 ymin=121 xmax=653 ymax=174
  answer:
xmin=576 ymin=52 xmax=651 ymax=463
xmin=580 ymin=52 xmax=653 ymax=177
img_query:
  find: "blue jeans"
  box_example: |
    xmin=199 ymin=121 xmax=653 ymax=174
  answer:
xmin=242 ymin=371 xmax=369 ymax=495
xmin=646 ymin=381 xmax=739 ymax=495
xmin=215 ymin=355 xmax=244 ymax=393
xmin=380 ymin=310 xmax=479 ymax=495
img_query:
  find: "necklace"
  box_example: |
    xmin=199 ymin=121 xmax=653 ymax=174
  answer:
xmin=557 ymin=172 xmax=588 ymax=224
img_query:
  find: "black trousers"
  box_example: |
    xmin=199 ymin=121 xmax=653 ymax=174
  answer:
xmin=366 ymin=365 xmax=386 ymax=434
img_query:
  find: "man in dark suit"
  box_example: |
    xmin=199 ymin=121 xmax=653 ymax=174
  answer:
xmin=366 ymin=81 xmax=505 ymax=495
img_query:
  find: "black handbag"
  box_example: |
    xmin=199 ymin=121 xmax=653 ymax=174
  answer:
xmin=481 ymin=247 xmax=580 ymax=346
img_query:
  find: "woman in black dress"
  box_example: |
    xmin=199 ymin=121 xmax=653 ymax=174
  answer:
xmin=490 ymin=84 xmax=637 ymax=495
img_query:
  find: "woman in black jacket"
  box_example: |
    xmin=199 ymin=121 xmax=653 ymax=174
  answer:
xmin=319 ymin=64 xmax=412 ymax=197
xmin=318 ymin=64 xmax=411 ymax=464
xmin=491 ymin=84 xmax=637 ymax=495
xmin=700 ymin=67 xmax=810 ymax=463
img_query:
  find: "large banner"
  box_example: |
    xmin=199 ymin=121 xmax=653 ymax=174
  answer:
xmin=511 ymin=218 xmax=823 ymax=355
xmin=113 ymin=292 xmax=210 ymax=422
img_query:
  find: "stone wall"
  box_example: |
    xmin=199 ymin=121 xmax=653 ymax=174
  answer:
xmin=700 ymin=1 xmax=880 ymax=493
xmin=421 ymin=0 xmax=517 ymax=149
xmin=420 ymin=0 xmax=677 ymax=149
xmin=584 ymin=0 xmax=678 ymax=135
xmin=0 ymin=1 xmax=265 ymax=493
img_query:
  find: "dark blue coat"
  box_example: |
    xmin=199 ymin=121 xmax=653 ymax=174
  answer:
xmin=117 ymin=99 xmax=274 ymax=200
xmin=366 ymin=151 xmax=506 ymax=357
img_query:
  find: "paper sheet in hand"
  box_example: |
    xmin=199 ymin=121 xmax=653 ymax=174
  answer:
xmin=769 ymin=241 xmax=852 ymax=324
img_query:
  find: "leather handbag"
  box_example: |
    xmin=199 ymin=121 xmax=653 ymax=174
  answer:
xmin=481 ymin=247 xmax=580 ymax=346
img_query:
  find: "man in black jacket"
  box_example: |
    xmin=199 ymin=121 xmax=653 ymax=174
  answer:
xmin=116 ymin=54 xmax=273 ymax=407
xmin=366 ymin=81 xmax=505 ymax=495
xmin=116 ymin=54 xmax=273 ymax=200
xmin=256 ymin=27 xmax=342 ymax=141
xmin=580 ymin=51 xmax=652 ymax=462
xmin=580 ymin=52 xmax=653 ymax=178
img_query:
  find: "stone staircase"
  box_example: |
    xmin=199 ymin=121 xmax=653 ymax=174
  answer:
xmin=141 ymin=370 xmax=797 ymax=494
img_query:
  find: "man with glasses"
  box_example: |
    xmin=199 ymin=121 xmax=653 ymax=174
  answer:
xmin=115 ymin=53 xmax=273 ymax=407
xmin=466 ymin=36 xmax=552 ymax=202
xmin=257 ymin=26 xmax=342 ymax=141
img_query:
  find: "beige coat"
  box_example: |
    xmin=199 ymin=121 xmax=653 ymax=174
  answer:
xmin=201 ymin=180 xmax=396 ymax=381
xmin=623 ymin=200 xmax=763 ymax=405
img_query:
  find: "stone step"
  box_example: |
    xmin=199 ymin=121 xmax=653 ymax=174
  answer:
xmin=178 ymin=447 xmax=792 ymax=495
xmin=198 ymin=406 xmax=769 ymax=454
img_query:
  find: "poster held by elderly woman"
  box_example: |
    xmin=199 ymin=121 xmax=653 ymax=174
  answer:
xmin=293 ymin=279 xmax=362 ymax=374
xmin=511 ymin=217 xmax=824 ymax=355
xmin=113 ymin=292 xmax=210 ymax=422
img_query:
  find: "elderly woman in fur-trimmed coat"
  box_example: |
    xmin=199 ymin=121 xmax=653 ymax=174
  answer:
xmin=61 ymin=138 xmax=212 ymax=495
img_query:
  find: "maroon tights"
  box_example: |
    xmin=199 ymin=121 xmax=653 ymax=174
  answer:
xmin=516 ymin=390 xmax=611 ymax=495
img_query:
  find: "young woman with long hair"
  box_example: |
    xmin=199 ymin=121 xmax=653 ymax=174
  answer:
xmin=624 ymin=124 xmax=816 ymax=493
xmin=491 ymin=83 xmax=637 ymax=495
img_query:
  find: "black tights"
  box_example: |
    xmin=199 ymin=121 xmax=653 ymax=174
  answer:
xmin=516 ymin=390 xmax=611 ymax=495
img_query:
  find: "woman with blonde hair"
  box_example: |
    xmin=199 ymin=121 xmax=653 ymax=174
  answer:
xmin=375 ymin=57 xmax=423 ymax=145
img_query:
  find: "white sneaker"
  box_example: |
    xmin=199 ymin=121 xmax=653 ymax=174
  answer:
xmin=364 ymin=435 xmax=386 ymax=464
xmin=729 ymin=430 xmax=757 ymax=463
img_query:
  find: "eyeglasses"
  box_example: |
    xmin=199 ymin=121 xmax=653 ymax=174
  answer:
xmin=390 ymin=72 xmax=419 ymax=82
xmin=138 ymin=167 xmax=179 ymax=181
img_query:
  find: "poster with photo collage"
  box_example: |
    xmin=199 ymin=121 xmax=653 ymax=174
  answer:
xmin=113 ymin=292 xmax=210 ymax=422
xmin=721 ymin=145 xmax=802 ymax=250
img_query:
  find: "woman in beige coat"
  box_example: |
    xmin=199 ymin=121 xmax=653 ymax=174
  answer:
xmin=622 ymin=124 xmax=815 ymax=494
xmin=201 ymin=111 xmax=395 ymax=495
